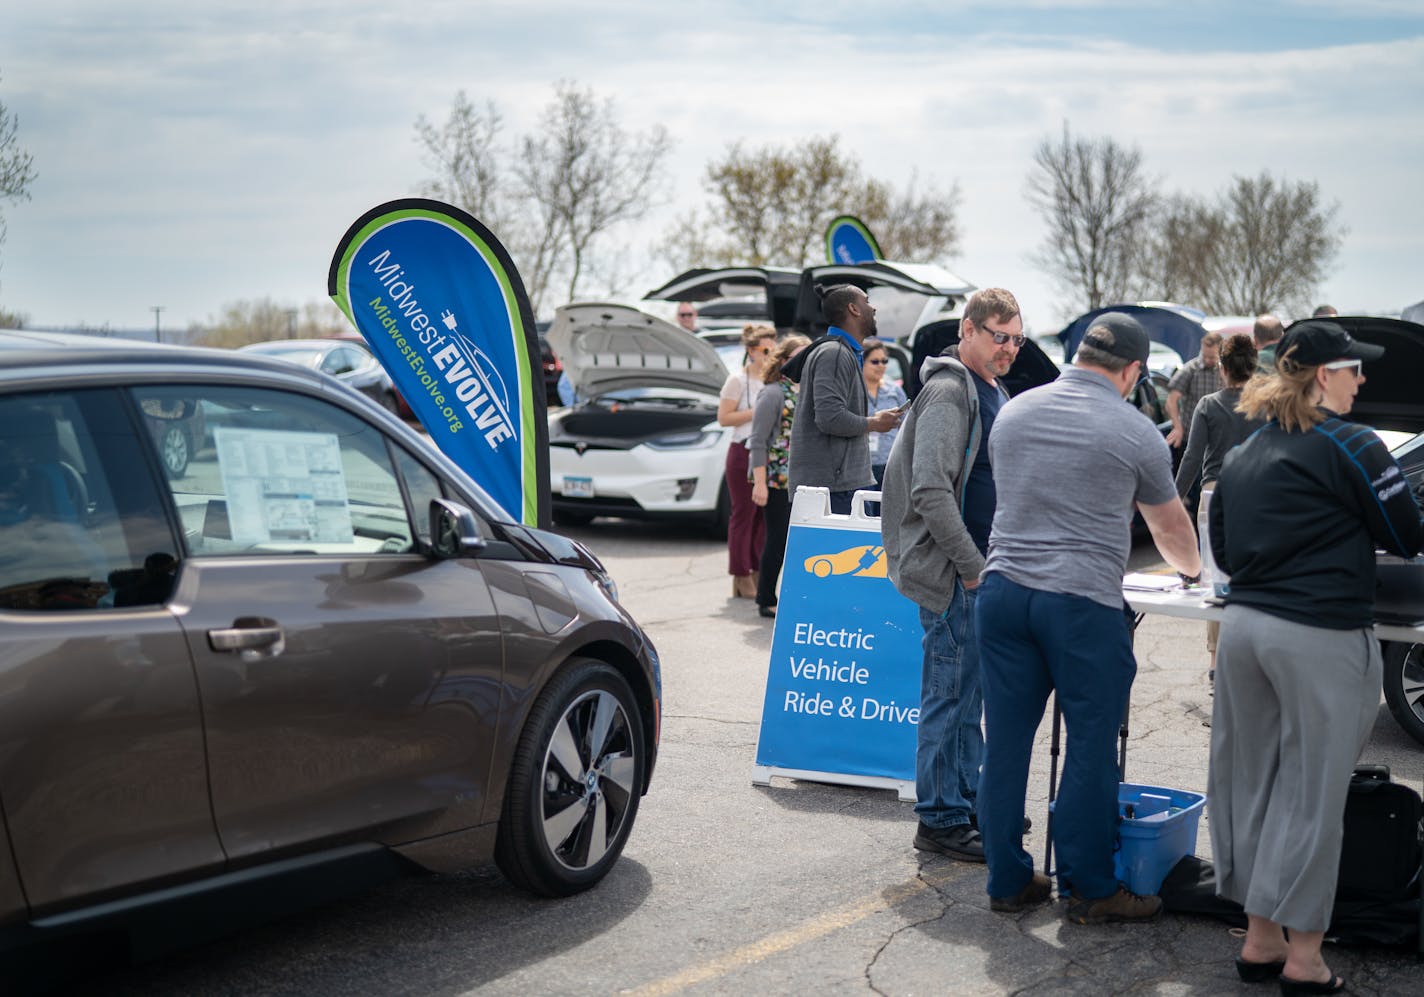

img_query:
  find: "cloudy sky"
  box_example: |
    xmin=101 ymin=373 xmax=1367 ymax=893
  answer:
xmin=2 ymin=1 xmax=1421 ymax=335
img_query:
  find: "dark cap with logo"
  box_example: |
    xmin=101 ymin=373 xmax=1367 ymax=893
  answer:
xmin=1080 ymin=312 xmax=1150 ymax=367
xmin=1277 ymin=320 xmax=1384 ymax=367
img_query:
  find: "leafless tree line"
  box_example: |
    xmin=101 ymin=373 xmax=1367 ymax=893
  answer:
xmin=1027 ymin=124 xmax=1344 ymax=316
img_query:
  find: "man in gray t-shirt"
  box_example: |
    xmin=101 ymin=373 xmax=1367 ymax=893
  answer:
xmin=974 ymin=312 xmax=1200 ymax=924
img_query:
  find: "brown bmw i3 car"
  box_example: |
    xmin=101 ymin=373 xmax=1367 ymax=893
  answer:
xmin=0 ymin=331 xmax=660 ymax=970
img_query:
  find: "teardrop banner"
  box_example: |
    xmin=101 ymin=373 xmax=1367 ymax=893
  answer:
xmin=824 ymin=215 xmax=882 ymax=265
xmin=328 ymin=198 xmax=549 ymax=528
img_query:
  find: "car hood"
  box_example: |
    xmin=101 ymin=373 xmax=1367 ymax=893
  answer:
xmin=1058 ymin=305 xmax=1206 ymax=366
xmin=547 ymin=302 xmax=729 ymax=397
xmin=1291 ymin=316 xmax=1424 ymax=433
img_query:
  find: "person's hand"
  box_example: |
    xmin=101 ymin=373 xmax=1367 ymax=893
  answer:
xmin=1165 ymin=424 xmax=1184 ymax=448
xmin=962 ymin=576 xmax=980 ymax=590
xmin=752 ymin=482 xmax=768 ymax=507
xmin=868 ymin=409 xmax=901 ymax=433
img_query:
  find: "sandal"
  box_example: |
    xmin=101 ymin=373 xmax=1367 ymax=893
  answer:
xmin=1277 ymin=974 xmax=1345 ymax=995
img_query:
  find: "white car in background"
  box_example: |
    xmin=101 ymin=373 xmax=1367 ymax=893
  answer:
xmin=546 ymin=303 xmax=735 ymax=535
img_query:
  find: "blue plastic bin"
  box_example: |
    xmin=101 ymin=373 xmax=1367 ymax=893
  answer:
xmin=1114 ymin=783 xmax=1206 ymax=895
xmin=1049 ymin=782 xmax=1207 ymax=896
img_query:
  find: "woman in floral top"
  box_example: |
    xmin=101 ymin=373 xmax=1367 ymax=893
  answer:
xmin=748 ymin=334 xmax=810 ymax=619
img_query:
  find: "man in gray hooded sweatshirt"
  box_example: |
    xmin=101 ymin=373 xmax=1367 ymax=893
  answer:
xmin=881 ymin=288 xmax=1025 ymax=862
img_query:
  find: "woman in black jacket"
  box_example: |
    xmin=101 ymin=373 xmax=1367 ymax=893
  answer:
xmin=1207 ymin=321 xmax=1424 ymax=995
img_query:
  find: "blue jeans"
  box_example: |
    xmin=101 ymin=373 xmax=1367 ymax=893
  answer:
xmin=828 ymin=489 xmax=856 ymax=515
xmin=914 ymin=580 xmax=982 ymax=830
xmin=975 ymin=572 xmax=1135 ymax=901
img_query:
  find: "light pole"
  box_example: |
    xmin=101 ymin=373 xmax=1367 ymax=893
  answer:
xmin=151 ymin=305 xmax=166 ymax=344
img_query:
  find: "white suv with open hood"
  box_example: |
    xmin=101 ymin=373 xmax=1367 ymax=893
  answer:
xmin=546 ymin=303 xmax=735 ymax=534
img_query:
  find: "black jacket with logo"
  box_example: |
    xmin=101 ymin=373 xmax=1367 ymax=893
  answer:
xmin=1210 ymin=411 xmax=1424 ymax=629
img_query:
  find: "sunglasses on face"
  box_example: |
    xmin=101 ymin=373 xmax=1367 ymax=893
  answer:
xmin=1323 ymin=358 xmax=1362 ymax=374
xmin=678 ymin=311 xmax=695 ymax=319
xmin=982 ymin=327 xmax=1026 ymax=348
xmin=866 ymin=358 xmax=888 ymax=365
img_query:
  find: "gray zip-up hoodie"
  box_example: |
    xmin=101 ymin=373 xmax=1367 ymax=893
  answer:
xmin=881 ymin=350 xmax=1001 ymax=614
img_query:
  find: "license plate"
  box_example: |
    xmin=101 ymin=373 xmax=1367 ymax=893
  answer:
xmin=562 ymin=476 xmax=594 ymax=499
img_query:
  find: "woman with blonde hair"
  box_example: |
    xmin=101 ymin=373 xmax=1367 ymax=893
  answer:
xmin=718 ymin=324 xmax=777 ymax=598
xmin=747 ymin=333 xmax=811 ymax=618
xmin=1207 ymin=321 xmax=1424 ymax=994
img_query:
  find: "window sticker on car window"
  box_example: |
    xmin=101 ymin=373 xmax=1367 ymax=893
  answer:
xmin=213 ymin=427 xmax=354 ymax=545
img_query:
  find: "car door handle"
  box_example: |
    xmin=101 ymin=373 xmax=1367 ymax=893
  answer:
xmin=208 ymin=617 xmax=285 ymax=658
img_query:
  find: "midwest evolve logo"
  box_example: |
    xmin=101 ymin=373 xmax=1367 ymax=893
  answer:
xmin=433 ymin=310 xmax=516 ymax=451
xmin=803 ymin=544 xmax=888 ymax=579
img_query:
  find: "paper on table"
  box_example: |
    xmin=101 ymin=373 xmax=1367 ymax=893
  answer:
xmin=1123 ymin=572 xmax=1183 ymax=592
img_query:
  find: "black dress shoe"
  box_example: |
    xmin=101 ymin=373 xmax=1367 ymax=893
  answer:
xmin=757 ymin=605 xmax=776 ymax=618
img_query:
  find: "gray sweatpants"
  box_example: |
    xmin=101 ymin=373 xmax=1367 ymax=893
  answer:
xmin=1207 ymin=604 xmax=1380 ymax=932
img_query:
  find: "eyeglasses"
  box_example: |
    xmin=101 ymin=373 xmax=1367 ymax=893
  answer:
xmin=866 ymin=358 xmax=888 ymax=365
xmin=1323 ymin=359 xmax=1363 ymax=374
xmin=981 ymin=326 xmax=1026 ymax=348
xmin=677 ymin=313 xmax=695 ymax=319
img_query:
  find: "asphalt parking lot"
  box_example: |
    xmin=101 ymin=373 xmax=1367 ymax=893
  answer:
xmin=70 ymin=517 xmax=1424 ymax=996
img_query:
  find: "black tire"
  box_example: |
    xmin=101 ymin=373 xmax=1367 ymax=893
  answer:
xmin=703 ymin=477 xmax=730 ymax=540
xmin=1382 ymin=641 xmax=1424 ymax=747
xmin=496 ymin=658 xmax=646 ymax=897
xmin=158 ymin=425 xmax=189 ymax=479
xmin=552 ymin=508 xmax=595 ymax=528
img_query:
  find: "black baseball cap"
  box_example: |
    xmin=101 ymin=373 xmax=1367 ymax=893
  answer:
xmin=1277 ymin=320 xmax=1384 ymax=367
xmin=1080 ymin=312 xmax=1150 ymax=367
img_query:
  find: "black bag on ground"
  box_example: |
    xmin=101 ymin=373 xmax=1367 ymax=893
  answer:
xmin=1160 ymin=765 xmax=1423 ymax=952
xmin=1336 ymin=764 xmax=1422 ymax=904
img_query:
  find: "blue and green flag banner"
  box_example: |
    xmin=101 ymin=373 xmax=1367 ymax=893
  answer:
xmin=328 ymin=198 xmax=549 ymax=528
xmin=824 ymin=215 xmax=882 ymax=265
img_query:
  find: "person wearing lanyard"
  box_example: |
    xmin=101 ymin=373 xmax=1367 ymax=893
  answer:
xmin=748 ymin=334 xmax=811 ymax=619
xmin=1208 ymin=321 xmax=1424 ymax=994
xmin=861 ymin=337 xmax=906 ymax=489
xmin=718 ymin=324 xmax=776 ymax=599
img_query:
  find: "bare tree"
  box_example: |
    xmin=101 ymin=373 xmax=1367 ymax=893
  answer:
xmin=190 ymin=298 xmax=347 ymax=349
xmin=517 ymin=82 xmax=671 ymax=304
xmin=1164 ymin=173 xmax=1342 ymax=315
xmin=858 ymin=170 xmax=961 ymax=263
xmin=692 ymin=136 xmax=960 ymax=267
xmin=1025 ymin=125 xmax=1159 ymax=311
xmin=414 ymin=83 xmax=670 ymax=314
xmin=415 ymin=92 xmax=508 ymax=232
xmin=0 ymin=77 xmax=38 ymax=288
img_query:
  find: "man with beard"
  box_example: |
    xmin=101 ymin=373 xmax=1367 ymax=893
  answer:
xmin=788 ymin=284 xmax=901 ymax=514
xmin=882 ymin=288 xmax=1025 ymax=862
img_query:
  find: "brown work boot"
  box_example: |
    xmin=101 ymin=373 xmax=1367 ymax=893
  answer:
xmin=1064 ymin=886 xmax=1162 ymax=924
xmin=990 ymin=873 xmax=1052 ymax=913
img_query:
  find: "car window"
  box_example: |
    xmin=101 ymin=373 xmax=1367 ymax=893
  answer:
xmin=393 ymin=445 xmax=446 ymax=547
xmin=0 ymin=389 xmax=179 ymax=612
xmin=134 ymin=384 xmax=420 ymax=557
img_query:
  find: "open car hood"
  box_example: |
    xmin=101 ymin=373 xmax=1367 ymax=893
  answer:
xmin=643 ymin=267 xmax=803 ymax=329
xmin=547 ymin=302 xmax=729 ymax=398
xmin=793 ymin=261 xmax=977 ymax=338
xmin=1058 ymin=305 xmax=1206 ymax=366
xmin=1291 ymin=316 xmax=1424 ymax=433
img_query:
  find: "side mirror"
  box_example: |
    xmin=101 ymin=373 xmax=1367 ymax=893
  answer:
xmin=429 ymin=498 xmax=486 ymax=558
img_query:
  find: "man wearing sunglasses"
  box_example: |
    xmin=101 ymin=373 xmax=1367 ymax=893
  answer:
xmin=882 ymin=288 xmax=1025 ymax=863
xmin=974 ymin=311 xmax=1200 ymax=922
xmin=675 ymin=303 xmax=700 ymax=333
